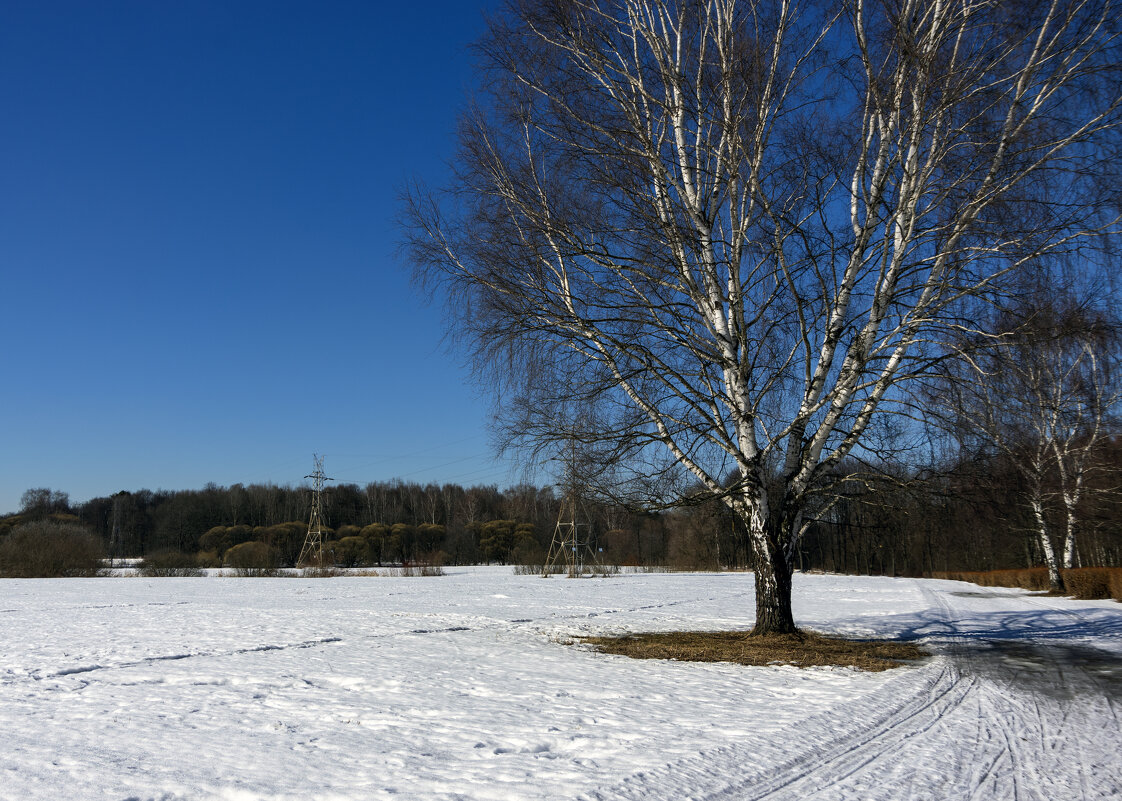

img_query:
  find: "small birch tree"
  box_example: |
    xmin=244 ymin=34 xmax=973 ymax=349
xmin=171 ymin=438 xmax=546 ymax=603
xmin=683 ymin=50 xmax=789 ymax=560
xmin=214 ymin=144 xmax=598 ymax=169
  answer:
xmin=936 ymin=294 xmax=1120 ymax=591
xmin=405 ymin=0 xmax=1120 ymax=633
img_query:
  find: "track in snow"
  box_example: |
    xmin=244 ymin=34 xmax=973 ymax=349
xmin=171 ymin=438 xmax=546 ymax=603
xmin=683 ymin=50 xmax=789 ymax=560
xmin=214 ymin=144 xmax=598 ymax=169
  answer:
xmin=3 ymin=585 xmax=756 ymax=691
xmin=584 ymin=580 xmax=1122 ymax=801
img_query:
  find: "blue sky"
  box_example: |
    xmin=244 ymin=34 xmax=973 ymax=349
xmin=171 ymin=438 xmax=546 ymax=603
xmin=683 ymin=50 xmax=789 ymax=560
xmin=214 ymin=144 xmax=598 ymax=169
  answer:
xmin=0 ymin=0 xmax=520 ymax=514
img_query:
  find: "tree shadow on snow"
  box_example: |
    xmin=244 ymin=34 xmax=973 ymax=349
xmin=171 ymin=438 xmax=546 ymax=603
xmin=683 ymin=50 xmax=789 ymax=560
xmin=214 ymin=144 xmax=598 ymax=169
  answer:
xmin=822 ymin=602 xmax=1122 ymax=700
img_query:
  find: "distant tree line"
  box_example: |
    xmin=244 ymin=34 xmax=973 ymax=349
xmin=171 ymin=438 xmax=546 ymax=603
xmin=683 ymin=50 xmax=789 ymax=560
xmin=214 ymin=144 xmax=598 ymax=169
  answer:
xmin=796 ymin=440 xmax=1122 ymax=577
xmin=2 ymin=438 xmax=1119 ymax=575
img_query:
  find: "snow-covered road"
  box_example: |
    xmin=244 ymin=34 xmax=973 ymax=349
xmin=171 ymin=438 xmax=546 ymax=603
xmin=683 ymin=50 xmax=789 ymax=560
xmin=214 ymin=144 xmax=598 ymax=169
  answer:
xmin=0 ymin=569 xmax=1118 ymax=800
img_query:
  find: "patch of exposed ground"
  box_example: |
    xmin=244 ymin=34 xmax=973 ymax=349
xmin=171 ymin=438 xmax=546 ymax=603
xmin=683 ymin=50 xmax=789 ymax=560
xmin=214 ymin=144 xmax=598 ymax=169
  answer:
xmin=578 ymin=630 xmax=927 ymax=671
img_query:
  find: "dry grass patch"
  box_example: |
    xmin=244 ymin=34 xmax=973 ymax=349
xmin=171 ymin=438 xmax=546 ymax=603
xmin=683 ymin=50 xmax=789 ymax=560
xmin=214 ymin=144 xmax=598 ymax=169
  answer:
xmin=932 ymin=566 xmax=1122 ymax=602
xmin=932 ymin=568 xmax=1051 ymax=591
xmin=1062 ymin=567 xmax=1120 ymax=601
xmin=578 ymin=630 xmax=926 ymax=671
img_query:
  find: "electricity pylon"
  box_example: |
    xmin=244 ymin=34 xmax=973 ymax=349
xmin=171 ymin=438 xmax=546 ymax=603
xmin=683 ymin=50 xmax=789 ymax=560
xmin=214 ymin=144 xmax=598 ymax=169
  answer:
xmin=108 ymin=491 xmax=125 ymax=567
xmin=543 ymin=493 xmax=597 ymax=577
xmin=543 ymin=440 xmax=601 ymax=577
xmin=298 ymin=455 xmax=333 ymax=567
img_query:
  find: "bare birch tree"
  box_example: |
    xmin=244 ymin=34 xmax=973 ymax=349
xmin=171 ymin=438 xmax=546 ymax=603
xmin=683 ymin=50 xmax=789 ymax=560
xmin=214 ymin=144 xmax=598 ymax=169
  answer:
xmin=404 ymin=0 xmax=1120 ymax=633
xmin=934 ymin=293 xmax=1120 ymax=591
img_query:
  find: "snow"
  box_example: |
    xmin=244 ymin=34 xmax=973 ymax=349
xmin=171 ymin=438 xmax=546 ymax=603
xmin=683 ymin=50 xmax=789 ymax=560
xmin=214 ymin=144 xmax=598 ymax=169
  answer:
xmin=0 ymin=569 xmax=1119 ymax=800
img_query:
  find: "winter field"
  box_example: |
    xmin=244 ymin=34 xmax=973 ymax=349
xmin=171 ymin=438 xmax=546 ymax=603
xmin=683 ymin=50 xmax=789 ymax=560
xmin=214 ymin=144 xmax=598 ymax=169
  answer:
xmin=1 ymin=569 xmax=1119 ymax=801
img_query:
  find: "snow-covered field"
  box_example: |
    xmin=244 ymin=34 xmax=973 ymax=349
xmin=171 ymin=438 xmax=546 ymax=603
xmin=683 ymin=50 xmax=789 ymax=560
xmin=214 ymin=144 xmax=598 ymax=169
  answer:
xmin=1 ymin=568 xmax=1119 ymax=800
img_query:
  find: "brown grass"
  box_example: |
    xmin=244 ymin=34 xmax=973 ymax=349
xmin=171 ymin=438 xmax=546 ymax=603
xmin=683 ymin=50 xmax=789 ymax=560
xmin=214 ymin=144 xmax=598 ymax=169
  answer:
xmin=1062 ymin=568 xmax=1118 ymax=601
xmin=1110 ymin=572 xmax=1122 ymax=603
xmin=931 ymin=568 xmax=1051 ymax=591
xmin=578 ymin=630 xmax=926 ymax=671
xmin=932 ymin=566 xmax=1122 ymax=601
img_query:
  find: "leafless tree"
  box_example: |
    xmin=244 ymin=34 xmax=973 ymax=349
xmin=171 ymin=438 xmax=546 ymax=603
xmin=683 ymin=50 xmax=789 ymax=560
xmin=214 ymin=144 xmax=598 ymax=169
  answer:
xmin=405 ymin=0 xmax=1120 ymax=633
xmin=933 ymin=289 xmax=1121 ymax=591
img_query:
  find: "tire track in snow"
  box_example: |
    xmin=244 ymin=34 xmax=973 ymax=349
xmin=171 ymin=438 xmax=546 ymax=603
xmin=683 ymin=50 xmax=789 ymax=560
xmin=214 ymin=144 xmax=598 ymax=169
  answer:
xmin=922 ymin=582 xmax=1121 ymax=800
xmin=6 ymin=586 xmax=752 ymax=689
xmin=552 ymin=587 xmax=756 ymax=624
xmin=796 ymin=584 xmax=1121 ymax=800
xmin=383 ymin=584 xmax=755 ymax=637
xmin=580 ymin=583 xmax=968 ymax=801
xmin=6 ymin=637 xmax=345 ymax=684
xmin=584 ymin=580 xmax=1122 ymax=801
xmin=766 ymin=583 xmax=1121 ymax=801
xmin=933 ymin=609 xmax=1119 ymax=799
xmin=581 ymin=656 xmax=966 ymax=801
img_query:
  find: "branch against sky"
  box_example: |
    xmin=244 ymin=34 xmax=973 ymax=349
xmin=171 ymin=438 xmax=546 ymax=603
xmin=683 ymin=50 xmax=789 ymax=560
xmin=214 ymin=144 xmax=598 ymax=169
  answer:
xmin=404 ymin=0 xmax=1121 ymax=633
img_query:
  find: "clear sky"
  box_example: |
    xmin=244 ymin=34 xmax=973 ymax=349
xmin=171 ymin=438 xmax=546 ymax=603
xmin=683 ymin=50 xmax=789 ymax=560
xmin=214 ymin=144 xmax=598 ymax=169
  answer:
xmin=0 ymin=0 xmax=521 ymax=514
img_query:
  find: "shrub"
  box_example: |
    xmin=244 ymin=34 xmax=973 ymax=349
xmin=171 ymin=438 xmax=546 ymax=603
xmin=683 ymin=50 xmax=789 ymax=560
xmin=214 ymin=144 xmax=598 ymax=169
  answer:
xmin=224 ymin=541 xmax=279 ymax=577
xmin=398 ymin=563 xmax=445 ymax=577
xmin=139 ymin=550 xmax=204 ymax=577
xmin=510 ymin=539 xmax=545 ymax=570
xmin=999 ymin=568 xmax=1049 ymax=591
xmin=329 ymin=536 xmax=372 ymax=568
xmin=416 ymin=523 xmax=447 ymax=553
xmin=358 ymin=523 xmax=389 ymax=564
xmin=1062 ymin=568 xmax=1115 ymax=600
xmin=299 ymin=565 xmax=342 ymax=578
xmin=195 ymin=550 xmax=222 ymax=568
xmin=226 ymin=524 xmax=254 ymax=547
xmin=198 ymin=526 xmax=232 ymax=559
xmin=400 ymin=551 xmax=446 ymax=576
xmin=260 ymin=522 xmax=306 ymax=566
xmin=360 ymin=523 xmax=387 ymax=539
xmin=0 ymin=521 xmax=104 ymax=577
xmin=1109 ymin=571 xmax=1122 ymax=603
xmin=479 ymin=520 xmax=536 ymax=564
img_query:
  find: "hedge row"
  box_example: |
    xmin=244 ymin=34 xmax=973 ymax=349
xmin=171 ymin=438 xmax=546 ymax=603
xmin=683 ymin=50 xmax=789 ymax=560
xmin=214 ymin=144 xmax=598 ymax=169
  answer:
xmin=932 ymin=567 xmax=1122 ymax=601
xmin=1062 ymin=568 xmax=1122 ymax=601
xmin=931 ymin=568 xmax=1051 ymax=591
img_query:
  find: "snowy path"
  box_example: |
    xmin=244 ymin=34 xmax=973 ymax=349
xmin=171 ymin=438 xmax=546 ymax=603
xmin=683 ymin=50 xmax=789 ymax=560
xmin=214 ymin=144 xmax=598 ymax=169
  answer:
xmin=587 ymin=581 xmax=1122 ymax=801
xmin=0 ymin=570 xmax=1118 ymax=800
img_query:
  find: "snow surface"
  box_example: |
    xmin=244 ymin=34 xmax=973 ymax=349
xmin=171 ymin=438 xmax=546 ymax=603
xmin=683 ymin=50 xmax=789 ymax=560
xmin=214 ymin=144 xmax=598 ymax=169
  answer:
xmin=0 ymin=568 xmax=1118 ymax=800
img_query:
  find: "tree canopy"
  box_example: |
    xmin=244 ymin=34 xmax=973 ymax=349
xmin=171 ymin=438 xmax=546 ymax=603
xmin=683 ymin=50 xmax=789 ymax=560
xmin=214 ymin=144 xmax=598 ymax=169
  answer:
xmin=406 ymin=0 xmax=1121 ymax=633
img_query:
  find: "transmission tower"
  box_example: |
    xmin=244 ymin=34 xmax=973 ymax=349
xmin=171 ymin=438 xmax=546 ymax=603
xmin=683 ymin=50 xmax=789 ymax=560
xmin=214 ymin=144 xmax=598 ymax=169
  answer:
xmin=543 ymin=440 xmax=601 ymax=577
xmin=298 ymin=455 xmax=333 ymax=567
xmin=543 ymin=494 xmax=594 ymax=577
xmin=108 ymin=491 xmax=125 ymax=567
